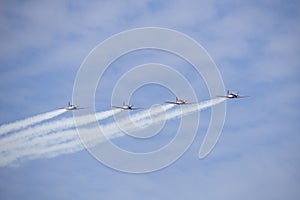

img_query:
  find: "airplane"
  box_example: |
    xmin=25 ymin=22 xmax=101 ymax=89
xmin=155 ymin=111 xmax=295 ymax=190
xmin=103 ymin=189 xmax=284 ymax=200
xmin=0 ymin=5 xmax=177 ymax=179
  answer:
xmin=165 ymin=97 xmax=195 ymax=105
xmin=111 ymin=102 xmax=143 ymax=110
xmin=57 ymin=102 xmax=86 ymax=110
xmin=218 ymin=90 xmax=249 ymax=99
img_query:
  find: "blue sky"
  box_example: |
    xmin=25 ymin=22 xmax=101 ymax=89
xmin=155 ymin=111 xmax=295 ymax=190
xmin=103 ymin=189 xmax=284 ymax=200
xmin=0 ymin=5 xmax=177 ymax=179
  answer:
xmin=0 ymin=0 xmax=300 ymax=199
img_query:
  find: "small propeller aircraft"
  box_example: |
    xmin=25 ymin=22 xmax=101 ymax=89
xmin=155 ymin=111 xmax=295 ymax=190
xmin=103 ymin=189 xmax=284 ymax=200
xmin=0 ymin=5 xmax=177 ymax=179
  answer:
xmin=112 ymin=102 xmax=143 ymax=110
xmin=57 ymin=102 xmax=86 ymax=110
xmin=218 ymin=90 xmax=249 ymax=99
xmin=165 ymin=97 xmax=195 ymax=105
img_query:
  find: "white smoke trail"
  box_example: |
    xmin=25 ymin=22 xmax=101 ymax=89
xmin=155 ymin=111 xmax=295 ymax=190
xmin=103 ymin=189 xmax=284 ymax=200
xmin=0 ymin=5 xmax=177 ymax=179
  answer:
xmin=98 ymin=98 xmax=226 ymax=140
xmin=0 ymin=109 xmax=67 ymax=136
xmin=0 ymin=98 xmax=225 ymax=167
xmin=152 ymin=97 xmax=225 ymax=123
xmin=0 ymin=109 xmax=122 ymax=152
xmin=0 ymin=104 xmax=175 ymax=155
xmin=44 ymin=98 xmax=226 ymax=157
xmin=0 ymin=130 xmax=81 ymax=167
xmin=0 ymin=104 xmax=175 ymax=167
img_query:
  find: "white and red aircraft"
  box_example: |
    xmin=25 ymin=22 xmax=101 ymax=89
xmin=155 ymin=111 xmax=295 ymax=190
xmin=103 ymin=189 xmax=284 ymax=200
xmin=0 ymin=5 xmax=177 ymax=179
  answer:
xmin=57 ymin=102 xmax=86 ymax=110
xmin=218 ymin=90 xmax=249 ymax=99
xmin=112 ymin=102 xmax=143 ymax=110
xmin=165 ymin=97 xmax=195 ymax=105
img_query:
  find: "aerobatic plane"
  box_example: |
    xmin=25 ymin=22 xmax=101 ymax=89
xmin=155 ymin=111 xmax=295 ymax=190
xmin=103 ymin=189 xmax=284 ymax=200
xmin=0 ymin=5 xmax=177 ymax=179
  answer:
xmin=218 ymin=90 xmax=249 ymax=99
xmin=112 ymin=102 xmax=143 ymax=110
xmin=165 ymin=97 xmax=195 ymax=105
xmin=57 ymin=102 xmax=86 ymax=110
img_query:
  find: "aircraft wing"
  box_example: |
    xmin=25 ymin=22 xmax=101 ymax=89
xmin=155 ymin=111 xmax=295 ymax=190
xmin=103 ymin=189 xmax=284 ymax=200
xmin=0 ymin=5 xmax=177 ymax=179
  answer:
xmin=236 ymin=96 xmax=250 ymax=98
xmin=165 ymin=101 xmax=196 ymax=105
xmin=217 ymin=96 xmax=230 ymax=98
xmin=165 ymin=101 xmax=178 ymax=104
xmin=112 ymin=106 xmax=125 ymax=109
xmin=184 ymin=102 xmax=196 ymax=104
xmin=76 ymin=107 xmax=87 ymax=110
xmin=130 ymin=107 xmax=143 ymax=110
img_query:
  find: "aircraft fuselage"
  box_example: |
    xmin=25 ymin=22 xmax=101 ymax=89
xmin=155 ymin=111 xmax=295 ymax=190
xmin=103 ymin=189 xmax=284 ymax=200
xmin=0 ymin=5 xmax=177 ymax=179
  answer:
xmin=65 ymin=105 xmax=78 ymax=110
xmin=227 ymin=93 xmax=238 ymax=98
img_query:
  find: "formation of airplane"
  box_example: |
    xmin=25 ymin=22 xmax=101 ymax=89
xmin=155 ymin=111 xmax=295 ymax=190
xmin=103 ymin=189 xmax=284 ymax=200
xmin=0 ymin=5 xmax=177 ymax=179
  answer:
xmin=57 ymin=102 xmax=86 ymax=111
xmin=59 ymin=90 xmax=248 ymax=111
xmin=111 ymin=102 xmax=143 ymax=110
xmin=218 ymin=90 xmax=249 ymax=99
xmin=165 ymin=97 xmax=195 ymax=105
